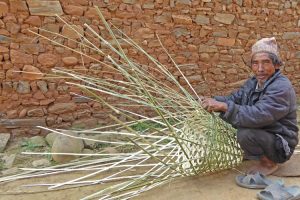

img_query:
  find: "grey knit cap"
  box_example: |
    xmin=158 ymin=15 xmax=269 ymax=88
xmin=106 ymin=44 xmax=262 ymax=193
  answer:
xmin=251 ymin=37 xmax=279 ymax=58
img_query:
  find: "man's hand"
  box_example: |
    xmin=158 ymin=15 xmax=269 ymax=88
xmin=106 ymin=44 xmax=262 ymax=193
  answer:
xmin=200 ymin=97 xmax=228 ymax=113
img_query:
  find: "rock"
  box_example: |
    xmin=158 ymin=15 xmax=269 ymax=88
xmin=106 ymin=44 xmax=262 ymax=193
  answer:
xmin=0 ymin=28 xmax=10 ymax=36
xmin=123 ymin=0 xmax=136 ymax=4
xmin=28 ymin=136 xmax=47 ymax=147
xmin=19 ymin=108 xmax=27 ymax=118
xmin=22 ymin=65 xmax=43 ymax=80
xmin=142 ymin=2 xmax=154 ymax=9
xmin=51 ymin=132 xmax=84 ymax=163
xmin=0 ymin=35 xmax=12 ymax=43
xmin=11 ymin=128 xmax=27 ymax=136
xmin=241 ymin=14 xmax=257 ymax=21
xmin=60 ymin=112 xmax=74 ymax=122
xmin=103 ymin=147 xmax=118 ymax=154
xmin=134 ymin=28 xmax=154 ymax=39
xmin=173 ymin=27 xmax=190 ymax=38
xmin=226 ymin=68 xmax=238 ymax=74
xmin=20 ymin=44 xmax=44 ymax=55
xmin=0 ymin=70 xmax=4 ymax=80
xmin=1 ymin=167 xmax=18 ymax=175
xmin=0 ymin=46 xmax=9 ymax=53
xmin=243 ymin=0 xmax=252 ymax=7
xmin=62 ymin=56 xmax=78 ymax=66
xmin=82 ymin=148 xmax=94 ymax=154
xmin=6 ymin=68 xmax=20 ymax=80
xmin=236 ymin=0 xmax=243 ymax=6
xmin=16 ymin=81 xmax=30 ymax=94
xmin=81 ymin=134 xmax=99 ymax=149
xmin=214 ymin=13 xmax=235 ymax=24
xmin=64 ymin=5 xmax=84 ymax=16
xmin=176 ymin=0 xmax=191 ymax=6
xmin=213 ymin=31 xmax=227 ymax=37
xmin=62 ymin=24 xmax=84 ymax=39
xmin=37 ymin=53 xmax=58 ymax=67
xmin=0 ymin=133 xmax=10 ymax=152
xmin=186 ymin=75 xmax=203 ymax=83
xmin=115 ymin=10 xmax=135 ymax=19
xmin=32 ymin=159 xmax=51 ymax=167
xmin=0 ymin=119 xmax=46 ymax=128
xmin=2 ymin=81 xmax=13 ymax=92
xmin=72 ymin=118 xmax=98 ymax=129
xmin=45 ymin=132 xmax=59 ymax=147
xmin=2 ymin=154 xmax=16 ymax=168
xmin=27 ymin=0 xmax=63 ymax=16
xmin=33 ymin=90 xmax=46 ymax=99
xmin=72 ymin=96 xmax=90 ymax=103
xmin=75 ymin=109 xmax=91 ymax=118
xmin=9 ymin=0 xmax=28 ymax=12
xmin=172 ymin=14 xmax=192 ymax=24
xmin=39 ymin=24 xmax=60 ymax=37
xmin=64 ymin=0 xmax=88 ymax=5
xmin=154 ymin=13 xmax=172 ymax=23
xmin=27 ymin=108 xmax=44 ymax=117
xmin=40 ymin=98 xmax=55 ymax=106
xmin=199 ymin=44 xmax=218 ymax=53
xmin=6 ymin=110 xmax=18 ymax=119
xmin=27 ymin=128 xmax=41 ymax=135
xmin=0 ymin=2 xmax=8 ymax=16
xmin=10 ymin=50 xmax=33 ymax=64
xmin=237 ymin=33 xmax=250 ymax=40
xmin=200 ymin=53 xmax=210 ymax=61
xmin=36 ymin=81 xmax=48 ymax=93
xmin=216 ymin=38 xmax=236 ymax=46
xmin=282 ymin=32 xmax=300 ymax=40
xmin=6 ymin=22 xmax=20 ymax=34
xmin=24 ymin=16 xmax=42 ymax=26
xmin=195 ymin=15 xmax=210 ymax=25
xmin=48 ymin=103 xmax=77 ymax=114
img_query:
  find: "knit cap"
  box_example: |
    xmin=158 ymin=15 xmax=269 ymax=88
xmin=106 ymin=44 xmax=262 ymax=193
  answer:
xmin=251 ymin=37 xmax=279 ymax=58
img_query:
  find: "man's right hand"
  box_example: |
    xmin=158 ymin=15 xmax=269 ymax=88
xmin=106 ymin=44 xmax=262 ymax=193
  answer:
xmin=200 ymin=97 xmax=228 ymax=113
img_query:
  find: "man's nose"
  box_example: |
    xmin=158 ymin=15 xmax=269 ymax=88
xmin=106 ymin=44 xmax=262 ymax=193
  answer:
xmin=258 ymin=63 xmax=264 ymax=71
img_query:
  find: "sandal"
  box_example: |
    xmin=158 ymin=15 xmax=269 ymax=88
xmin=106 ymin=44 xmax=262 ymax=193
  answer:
xmin=257 ymin=182 xmax=300 ymax=200
xmin=235 ymin=172 xmax=282 ymax=189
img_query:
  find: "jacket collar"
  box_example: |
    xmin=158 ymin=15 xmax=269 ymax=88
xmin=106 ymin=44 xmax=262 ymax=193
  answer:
xmin=253 ymin=70 xmax=281 ymax=91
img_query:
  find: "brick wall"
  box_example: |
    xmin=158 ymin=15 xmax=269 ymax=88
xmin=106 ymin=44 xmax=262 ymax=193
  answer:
xmin=0 ymin=0 xmax=300 ymax=136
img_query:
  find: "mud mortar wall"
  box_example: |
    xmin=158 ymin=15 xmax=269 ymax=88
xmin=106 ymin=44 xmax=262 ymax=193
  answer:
xmin=0 ymin=0 xmax=300 ymax=136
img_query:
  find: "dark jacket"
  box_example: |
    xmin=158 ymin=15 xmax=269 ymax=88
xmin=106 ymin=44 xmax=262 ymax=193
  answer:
xmin=215 ymin=70 xmax=299 ymax=151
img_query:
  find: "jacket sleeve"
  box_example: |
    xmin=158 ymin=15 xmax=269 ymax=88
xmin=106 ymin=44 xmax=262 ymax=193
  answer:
xmin=214 ymin=80 xmax=250 ymax=104
xmin=220 ymin=84 xmax=292 ymax=128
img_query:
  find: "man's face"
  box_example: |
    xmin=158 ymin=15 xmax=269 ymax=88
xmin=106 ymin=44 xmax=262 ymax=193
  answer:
xmin=251 ymin=52 xmax=277 ymax=86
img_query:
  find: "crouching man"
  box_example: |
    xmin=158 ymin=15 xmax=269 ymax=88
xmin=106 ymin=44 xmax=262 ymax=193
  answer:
xmin=201 ymin=37 xmax=299 ymax=175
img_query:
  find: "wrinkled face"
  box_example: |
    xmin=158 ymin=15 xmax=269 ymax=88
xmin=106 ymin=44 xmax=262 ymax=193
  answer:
xmin=251 ymin=52 xmax=278 ymax=86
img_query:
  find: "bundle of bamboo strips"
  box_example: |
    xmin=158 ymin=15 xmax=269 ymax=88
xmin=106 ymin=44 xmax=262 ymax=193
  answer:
xmin=0 ymin=7 xmax=243 ymax=199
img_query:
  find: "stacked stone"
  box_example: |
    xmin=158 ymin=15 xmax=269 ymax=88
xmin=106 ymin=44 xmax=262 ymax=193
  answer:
xmin=0 ymin=0 xmax=299 ymax=135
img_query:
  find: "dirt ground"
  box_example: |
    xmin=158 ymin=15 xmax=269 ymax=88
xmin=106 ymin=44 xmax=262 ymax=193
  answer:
xmin=1 ymin=111 xmax=299 ymax=200
xmin=0 ymin=160 xmax=299 ymax=200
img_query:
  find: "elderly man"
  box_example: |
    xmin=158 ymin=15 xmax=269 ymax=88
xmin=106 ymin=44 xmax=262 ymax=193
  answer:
xmin=201 ymin=37 xmax=299 ymax=176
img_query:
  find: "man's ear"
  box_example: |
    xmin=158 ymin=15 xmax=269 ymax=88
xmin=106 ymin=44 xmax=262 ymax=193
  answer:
xmin=274 ymin=64 xmax=281 ymax=69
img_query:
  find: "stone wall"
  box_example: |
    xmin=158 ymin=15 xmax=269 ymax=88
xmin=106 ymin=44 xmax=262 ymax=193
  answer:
xmin=0 ymin=0 xmax=300 ymax=136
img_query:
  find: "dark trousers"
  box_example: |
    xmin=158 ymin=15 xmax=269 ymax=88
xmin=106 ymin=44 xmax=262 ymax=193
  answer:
xmin=237 ymin=128 xmax=288 ymax=163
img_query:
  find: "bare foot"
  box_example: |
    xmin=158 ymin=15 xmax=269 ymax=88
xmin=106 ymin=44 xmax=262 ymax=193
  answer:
xmin=247 ymin=156 xmax=278 ymax=175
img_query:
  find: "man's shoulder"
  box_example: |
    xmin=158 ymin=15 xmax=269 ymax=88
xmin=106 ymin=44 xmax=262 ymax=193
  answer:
xmin=273 ymin=73 xmax=293 ymax=87
xmin=268 ymin=73 xmax=294 ymax=92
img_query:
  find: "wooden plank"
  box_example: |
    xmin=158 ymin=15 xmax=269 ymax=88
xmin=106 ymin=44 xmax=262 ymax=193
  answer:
xmin=26 ymin=0 xmax=63 ymax=16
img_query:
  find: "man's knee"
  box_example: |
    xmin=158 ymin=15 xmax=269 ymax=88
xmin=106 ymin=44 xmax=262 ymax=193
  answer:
xmin=237 ymin=128 xmax=256 ymax=146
